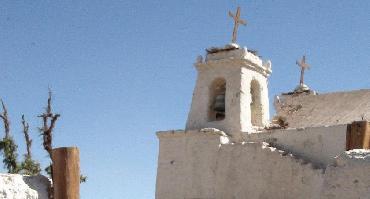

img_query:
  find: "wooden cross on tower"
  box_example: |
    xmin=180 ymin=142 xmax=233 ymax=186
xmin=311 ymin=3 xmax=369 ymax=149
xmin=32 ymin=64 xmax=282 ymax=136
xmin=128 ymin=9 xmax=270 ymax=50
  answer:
xmin=229 ymin=7 xmax=247 ymax=43
xmin=296 ymin=55 xmax=310 ymax=85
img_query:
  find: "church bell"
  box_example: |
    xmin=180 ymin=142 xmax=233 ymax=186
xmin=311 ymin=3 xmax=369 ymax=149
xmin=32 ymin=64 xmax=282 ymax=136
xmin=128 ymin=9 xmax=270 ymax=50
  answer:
xmin=213 ymin=94 xmax=225 ymax=112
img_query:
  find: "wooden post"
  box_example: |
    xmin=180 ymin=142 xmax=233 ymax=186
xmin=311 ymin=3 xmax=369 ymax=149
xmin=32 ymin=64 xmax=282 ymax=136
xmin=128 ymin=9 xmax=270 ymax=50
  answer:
xmin=52 ymin=147 xmax=80 ymax=199
xmin=346 ymin=121 xmax=370 ymax=150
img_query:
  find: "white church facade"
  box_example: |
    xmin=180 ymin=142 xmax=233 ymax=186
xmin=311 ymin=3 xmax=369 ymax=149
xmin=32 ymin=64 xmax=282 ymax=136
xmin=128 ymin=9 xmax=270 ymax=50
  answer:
xmin=155 ymin=7 xmax=370 ymax=199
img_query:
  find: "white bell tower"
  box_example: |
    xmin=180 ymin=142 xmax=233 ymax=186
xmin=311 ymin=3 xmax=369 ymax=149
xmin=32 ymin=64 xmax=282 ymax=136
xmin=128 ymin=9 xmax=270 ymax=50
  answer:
xmin=185 ymin=44 xmax=272 ymax=140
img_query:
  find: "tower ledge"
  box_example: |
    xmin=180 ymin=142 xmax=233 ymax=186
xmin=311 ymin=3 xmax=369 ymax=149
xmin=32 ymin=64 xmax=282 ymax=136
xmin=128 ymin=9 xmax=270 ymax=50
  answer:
xmin=156 ymin=128 xmax=230 ymax=144
xmin=197 ymin=44 xmax=272 ymax=77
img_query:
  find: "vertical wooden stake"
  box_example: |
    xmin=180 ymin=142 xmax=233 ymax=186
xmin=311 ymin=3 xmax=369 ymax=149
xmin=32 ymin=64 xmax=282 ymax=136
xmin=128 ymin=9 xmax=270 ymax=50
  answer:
xmin=52 ymin=147 xmax=80 ymax=199
xmin=346 ymin=121 xmax=370 ymax=150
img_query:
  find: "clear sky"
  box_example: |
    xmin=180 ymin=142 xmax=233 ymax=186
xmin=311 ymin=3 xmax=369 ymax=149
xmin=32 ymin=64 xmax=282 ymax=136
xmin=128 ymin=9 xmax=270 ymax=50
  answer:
xmin=0 ymin=0 xmax=369 ymax=198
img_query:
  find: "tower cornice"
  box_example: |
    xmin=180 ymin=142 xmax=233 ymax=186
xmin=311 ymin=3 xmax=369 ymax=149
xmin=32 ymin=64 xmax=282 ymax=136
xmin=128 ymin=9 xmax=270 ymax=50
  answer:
xmin=195 ymin=47 xmax=272 ymax=77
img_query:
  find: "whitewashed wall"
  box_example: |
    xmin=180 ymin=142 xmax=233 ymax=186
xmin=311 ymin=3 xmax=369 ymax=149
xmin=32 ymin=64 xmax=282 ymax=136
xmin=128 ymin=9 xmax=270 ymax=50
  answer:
xmin=321 ymin=150 xmax=370 ymax=199
xmin=156 ymin=127 xmax=370 ymax=199
xmin=245 ymin=124 xmax=348 ymax=165
xmin=0 ymin=174 xmax=50 ymax=199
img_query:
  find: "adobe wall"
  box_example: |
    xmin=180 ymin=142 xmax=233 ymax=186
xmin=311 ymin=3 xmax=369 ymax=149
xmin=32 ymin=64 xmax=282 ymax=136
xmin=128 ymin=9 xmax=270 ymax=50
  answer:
xmin=245 ymin=124 xmax=348 ymax=166
xmin=156 ymin=128 xmax=370 ymax=199
xmin=0 ymin=174 xmax=50 ymax=199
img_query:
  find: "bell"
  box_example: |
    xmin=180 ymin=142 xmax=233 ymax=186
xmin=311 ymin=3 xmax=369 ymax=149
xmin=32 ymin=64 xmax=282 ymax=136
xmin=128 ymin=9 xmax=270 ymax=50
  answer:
xmin=213 ymin=94 xmax=225 ymax=112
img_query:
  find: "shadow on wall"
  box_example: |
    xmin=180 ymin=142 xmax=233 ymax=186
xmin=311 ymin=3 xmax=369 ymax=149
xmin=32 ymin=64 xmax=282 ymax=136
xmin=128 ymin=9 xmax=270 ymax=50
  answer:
xmin=251 ymin=79 xmax=263 ymax=126
xmin=23 ymin=175 xmax=51 ymax=199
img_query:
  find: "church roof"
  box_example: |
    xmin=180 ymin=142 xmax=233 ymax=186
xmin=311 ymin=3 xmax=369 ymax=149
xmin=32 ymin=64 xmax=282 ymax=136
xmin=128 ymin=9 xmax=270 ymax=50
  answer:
xmin=274 ymin=89 xmax=370 ymax=128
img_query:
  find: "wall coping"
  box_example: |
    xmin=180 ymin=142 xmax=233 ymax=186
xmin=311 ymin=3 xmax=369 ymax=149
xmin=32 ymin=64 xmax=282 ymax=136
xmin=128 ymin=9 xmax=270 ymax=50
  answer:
xmin=156 ymin=128 xmax=228 ymax=139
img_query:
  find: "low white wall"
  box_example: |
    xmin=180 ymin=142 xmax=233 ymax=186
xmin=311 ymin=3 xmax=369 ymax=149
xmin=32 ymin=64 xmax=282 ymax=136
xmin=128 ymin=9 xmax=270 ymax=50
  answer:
xmin=156 ymin=130 xmax=323 ymax=199
xmin=213 ymin=143 xmax=324 ymax=199
xmin=156 ymin=129 xmax=370 ymax=199
xmin=0 ymin=174 xmax=50 ymax=199
xmin=156 ymin=129 xmax=224 ymax=198
xmin=245 ymin=124 xmax=348 ymax=165
xmin=321 ymin=150 xmax=370 ymax=199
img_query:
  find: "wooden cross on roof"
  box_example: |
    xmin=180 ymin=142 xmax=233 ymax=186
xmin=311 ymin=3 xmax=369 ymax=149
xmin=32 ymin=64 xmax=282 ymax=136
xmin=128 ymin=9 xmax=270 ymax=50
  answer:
xmin=296 ymin=55 xmax=310 ymax=85
xmin=229 ymin=7 xmax=247 ymax=43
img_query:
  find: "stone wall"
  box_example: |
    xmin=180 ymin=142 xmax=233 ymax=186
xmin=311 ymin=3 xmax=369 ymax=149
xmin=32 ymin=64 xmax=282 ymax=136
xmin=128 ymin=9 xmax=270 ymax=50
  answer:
xmin=156 ymin=128 xmax=370 ymax=199
xmin=0 ymin=174 xmax=50 ymax=199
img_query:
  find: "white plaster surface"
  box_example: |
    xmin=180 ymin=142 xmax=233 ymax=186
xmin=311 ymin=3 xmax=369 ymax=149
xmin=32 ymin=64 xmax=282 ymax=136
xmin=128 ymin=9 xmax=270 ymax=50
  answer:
xmin=321 ymin=150 xmax=370 ymax=199
xmin=245 ymin=124 xmax=348 ymax=166
xmin=156 ymin=129 xmax=370 ymax=199
xmin=0 ymin=174 xmax=50 ymax=199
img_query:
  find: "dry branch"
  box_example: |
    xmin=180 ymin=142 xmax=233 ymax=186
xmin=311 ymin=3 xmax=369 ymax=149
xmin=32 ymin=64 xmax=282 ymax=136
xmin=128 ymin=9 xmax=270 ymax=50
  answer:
xmin=0 ymin=99 xmax=10 ymax=139
xmin=22 ymin=115 xmax=32 ymax=158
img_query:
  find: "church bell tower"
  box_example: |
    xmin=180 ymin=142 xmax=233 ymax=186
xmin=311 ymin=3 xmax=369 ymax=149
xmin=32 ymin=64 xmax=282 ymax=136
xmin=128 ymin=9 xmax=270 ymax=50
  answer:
xmin=185 ymin=7 xmax=272 ymax=140
xmin=185 ymin=44 xmax=272 ymax=140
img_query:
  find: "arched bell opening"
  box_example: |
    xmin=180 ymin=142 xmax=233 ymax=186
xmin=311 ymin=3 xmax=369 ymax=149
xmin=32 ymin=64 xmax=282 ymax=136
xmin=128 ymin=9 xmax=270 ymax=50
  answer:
xmin=250 ymin=79 xmax=263 ymax=126
xmin=208 ymin=78 xmax=226 ymax=121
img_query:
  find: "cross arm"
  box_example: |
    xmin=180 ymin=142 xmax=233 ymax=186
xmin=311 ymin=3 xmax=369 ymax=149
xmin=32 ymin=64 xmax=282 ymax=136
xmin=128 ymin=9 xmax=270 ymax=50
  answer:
xmin=296 ymin=61 xmax=310 ymax=69
xmin=228 ymin=11 xmax=235 ymax=19
xmin=238 ymin=19 xmax=247 ymax=25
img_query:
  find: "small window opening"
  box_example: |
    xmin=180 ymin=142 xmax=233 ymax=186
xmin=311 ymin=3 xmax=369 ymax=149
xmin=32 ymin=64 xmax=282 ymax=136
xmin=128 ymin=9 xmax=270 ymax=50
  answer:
xmin=209 ymin=78 xmax=226 ymax=121
xmin=250 ymin=80 xmax=263 ymax=126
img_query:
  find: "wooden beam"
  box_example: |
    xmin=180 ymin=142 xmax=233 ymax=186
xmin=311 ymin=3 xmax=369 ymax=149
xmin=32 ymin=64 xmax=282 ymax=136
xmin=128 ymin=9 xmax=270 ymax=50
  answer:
xmin=52 ymin=147 xmax=80 ymax=199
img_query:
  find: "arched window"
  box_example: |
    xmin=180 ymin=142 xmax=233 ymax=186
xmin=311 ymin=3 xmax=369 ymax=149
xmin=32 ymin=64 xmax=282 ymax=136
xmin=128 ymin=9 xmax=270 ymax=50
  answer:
xmin=250 ymin=79 xmax=263 ymax=126
xmin=208 ymin=78 xmax=226 ymax=121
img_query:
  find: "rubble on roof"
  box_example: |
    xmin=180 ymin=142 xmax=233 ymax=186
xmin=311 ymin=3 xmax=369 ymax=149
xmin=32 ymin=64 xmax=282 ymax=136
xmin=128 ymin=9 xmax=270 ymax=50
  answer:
xmin=206 ymin=43 xmax=240 ymax=54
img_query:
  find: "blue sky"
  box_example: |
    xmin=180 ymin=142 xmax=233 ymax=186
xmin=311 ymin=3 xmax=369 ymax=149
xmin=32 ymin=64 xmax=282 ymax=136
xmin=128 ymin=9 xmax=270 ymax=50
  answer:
xmin=0 ymin=1 xmax=369 ymax=198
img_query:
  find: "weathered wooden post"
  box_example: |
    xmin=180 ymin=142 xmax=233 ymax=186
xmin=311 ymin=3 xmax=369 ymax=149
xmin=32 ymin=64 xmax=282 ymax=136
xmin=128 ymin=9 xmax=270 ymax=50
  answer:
xmin=52 ymin=147 xmax=80 ymax=199
xmin=346 ymin=121 xmax=370 ymax=150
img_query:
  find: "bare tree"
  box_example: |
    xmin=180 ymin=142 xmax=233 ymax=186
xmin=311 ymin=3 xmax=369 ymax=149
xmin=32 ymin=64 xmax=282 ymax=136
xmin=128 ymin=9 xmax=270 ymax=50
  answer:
xmin=0 ymin=99 xmax=19 ymax=173
xmin=38 ymin=90 xmax=60 ymax=160
xmin=20 ymin=115 xmax=41 ymax=175
xmin=38 ymin=90 xmax=60 ymax=199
